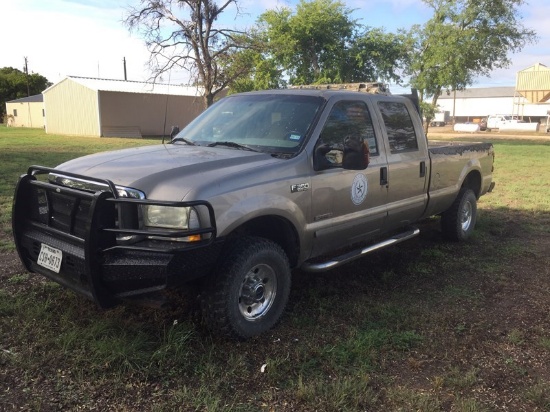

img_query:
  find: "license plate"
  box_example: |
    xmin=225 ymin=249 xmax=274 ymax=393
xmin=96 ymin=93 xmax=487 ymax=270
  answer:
xmin=37 ymin=243 xmax=63 ymax=273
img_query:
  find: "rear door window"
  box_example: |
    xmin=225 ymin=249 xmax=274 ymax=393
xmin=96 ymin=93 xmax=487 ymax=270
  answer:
xmin=377 ymin=101 xmax=419 ymax=153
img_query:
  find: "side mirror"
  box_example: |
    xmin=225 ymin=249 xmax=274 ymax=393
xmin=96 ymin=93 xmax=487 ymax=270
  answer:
xmin=314 ymin=143 xmax=340 ymax=171
xmin=342 ymin=137 xmax=369 ymax=170
xmin=170 ymin=125 xmax=180 ymax=139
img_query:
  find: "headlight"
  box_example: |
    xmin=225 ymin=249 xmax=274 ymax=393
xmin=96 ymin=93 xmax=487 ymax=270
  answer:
xmin=142 ymin=205 xmax=200 ymax=229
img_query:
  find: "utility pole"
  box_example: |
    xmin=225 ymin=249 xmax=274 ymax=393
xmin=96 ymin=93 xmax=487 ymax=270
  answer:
xmin=452 ymin=88 xmax=456 ymax=125
xmin=123 ymin=57 xmax=127 ymax=81
xmin=24 ymin=56 xmax=30 ymax=97
xmin=24 ymin=57 xmax=32 ymax=126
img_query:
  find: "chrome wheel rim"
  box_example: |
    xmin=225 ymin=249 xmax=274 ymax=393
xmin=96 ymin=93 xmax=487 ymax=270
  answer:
xmin=461 ymin=201 xmax=473 ymax=231
xmin=239 ymin=264 xmax=277 ymax=321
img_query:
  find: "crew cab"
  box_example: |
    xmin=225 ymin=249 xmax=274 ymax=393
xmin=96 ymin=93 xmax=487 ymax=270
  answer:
xmin=12 ymin=85 xmax=495 ymax=339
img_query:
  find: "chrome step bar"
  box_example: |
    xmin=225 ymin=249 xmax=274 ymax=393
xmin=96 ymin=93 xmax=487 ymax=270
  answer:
xmin=301 ymin=228 xmax=420 ymax=273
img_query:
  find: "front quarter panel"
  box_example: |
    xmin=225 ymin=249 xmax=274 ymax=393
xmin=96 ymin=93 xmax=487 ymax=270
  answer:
xmin=186 ymin=153 xmax=314 ymax=263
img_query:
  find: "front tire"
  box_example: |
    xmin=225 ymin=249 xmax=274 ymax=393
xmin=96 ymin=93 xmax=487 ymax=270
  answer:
xmin=201 ymin=237 xmax=291 ymax=339
xmin=441 ymin=188 xmax=477 ymax=241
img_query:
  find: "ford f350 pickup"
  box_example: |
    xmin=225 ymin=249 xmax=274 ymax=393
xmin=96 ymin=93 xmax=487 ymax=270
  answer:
xmin=12 ymin=85 xmax=495 ymax=339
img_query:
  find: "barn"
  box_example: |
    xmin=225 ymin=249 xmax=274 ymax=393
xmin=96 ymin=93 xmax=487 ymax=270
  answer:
xmin=43 ymin=76 xmax=205 ymax=137
xmin=5 ymin=94 xmax=45 ymax=128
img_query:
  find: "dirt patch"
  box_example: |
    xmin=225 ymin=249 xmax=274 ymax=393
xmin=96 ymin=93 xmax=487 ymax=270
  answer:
xmin=428 ymin=129 xmax=550 ymax=141
xmin=383 ymin=229 xmax=550 ymax=410
xmin=0 ymin=251 xmax=23 ymax=280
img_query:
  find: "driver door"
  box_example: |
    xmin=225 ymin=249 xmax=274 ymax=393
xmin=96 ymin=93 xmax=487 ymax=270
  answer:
xmin=309 ymin=100 xmax=388 ymax=257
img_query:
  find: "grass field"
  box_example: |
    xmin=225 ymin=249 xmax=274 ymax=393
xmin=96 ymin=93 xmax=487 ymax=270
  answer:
xmin=0 ymin=127 xmax=159 ymax=251
xmin=1 ymin=126 xmax=549 ymax=411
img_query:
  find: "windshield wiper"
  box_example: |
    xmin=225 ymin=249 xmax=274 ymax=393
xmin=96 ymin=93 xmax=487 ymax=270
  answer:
xmin=207 ymin=141 xmax=259 ymax=152
xmin=171 ymin=136 xmax=196 ymax=145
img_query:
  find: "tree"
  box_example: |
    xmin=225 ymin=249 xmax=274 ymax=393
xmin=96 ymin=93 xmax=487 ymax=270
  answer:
xmin=0 ymin=67 xmax=50 ymax=119
xmin=227 ymin=49 xmax=285 ymax=94
xmin=343 ymin=28 xmax=410 ymax=84
xmin=406 ymin=0 xmax=537 ymax=130
xmin=125 ymin=0 xmax=251 ymax=108
xmin=256 ymin=0 xmax=409 ymax=87
xmin=259 ymin=0 xmax=355 ymax=85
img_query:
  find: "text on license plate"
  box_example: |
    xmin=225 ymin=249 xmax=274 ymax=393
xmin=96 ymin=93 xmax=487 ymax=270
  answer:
xmin=37 ymin=243 xmax=63 ymax=273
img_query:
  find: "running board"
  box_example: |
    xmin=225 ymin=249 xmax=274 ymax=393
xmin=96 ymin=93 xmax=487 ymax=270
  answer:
xmin=301 ymin=228 xmax=420 ymax=273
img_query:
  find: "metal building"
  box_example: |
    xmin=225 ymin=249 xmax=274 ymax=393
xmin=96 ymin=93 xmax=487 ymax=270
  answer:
xmin=5 ymin=94 xmax=45 ymax=128
xmin=43 ymin=76 xmax=205 ymax=137
xmin=437 ymin=63 xmax=550 ymax=124
xmin=514 ymin=62 xmax=550 ymax=115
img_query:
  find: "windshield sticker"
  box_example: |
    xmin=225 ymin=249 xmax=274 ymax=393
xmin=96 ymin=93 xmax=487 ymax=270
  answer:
xmin=289 ymin=134 xmax=301 ymax=141
xmin=351 ymin=173 xmax=368 ymax=205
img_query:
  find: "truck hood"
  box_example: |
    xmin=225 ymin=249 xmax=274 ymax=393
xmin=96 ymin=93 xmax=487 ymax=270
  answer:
xmin=55 ymin=143 xmax=282 ymax=200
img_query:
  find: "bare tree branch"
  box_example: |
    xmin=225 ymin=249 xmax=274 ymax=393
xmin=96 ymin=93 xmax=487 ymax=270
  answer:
xmin=124 ymin=0 xmax=250 ymax=107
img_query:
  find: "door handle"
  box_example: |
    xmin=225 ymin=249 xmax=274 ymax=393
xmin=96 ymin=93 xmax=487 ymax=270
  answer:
xmin=420 ymin=161 xmax=426 ymax=177
xmin=380 ymin=167 xmax=388 ymax=186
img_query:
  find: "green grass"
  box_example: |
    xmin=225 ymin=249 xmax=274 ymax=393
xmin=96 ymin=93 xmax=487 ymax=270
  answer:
xmin=485 ymin=141 xmax=550 ymax=213
xmin=0 ymin=126 xmax=159 ymax=250
xmin=1 ymin=126 xmax=550 ymax=410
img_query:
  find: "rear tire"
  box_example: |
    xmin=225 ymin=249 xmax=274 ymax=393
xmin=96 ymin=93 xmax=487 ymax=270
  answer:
xmin=201 ymin=236 xmax=291 ymax=339
xmin=441 ymin=188 xmax=477 ymax=241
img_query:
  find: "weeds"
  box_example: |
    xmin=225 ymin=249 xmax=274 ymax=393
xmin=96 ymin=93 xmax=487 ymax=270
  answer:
xmin=523 ymin=381 xmax=550 ymax=409
xmin=507 ymin=329 xmax=525 ymax=345
xmin=540 ymin=337 xmax=550 ymax=351
xmin=6 ymin=274 xmax=29 ymax=284
xmin=445 ymin=367 xmax=479 ymax=390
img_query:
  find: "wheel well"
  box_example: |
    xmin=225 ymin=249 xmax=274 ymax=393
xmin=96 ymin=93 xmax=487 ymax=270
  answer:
xmin=227 ymin=216 xmax=300 ymax=268
xmin=461 ymin=170 xmax=482 ymax=198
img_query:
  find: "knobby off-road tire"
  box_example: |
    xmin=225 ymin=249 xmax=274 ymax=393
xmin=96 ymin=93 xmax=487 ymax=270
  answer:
xmin=441 ymin=188 xmax=477 ymax=241
xmin=201 ymin=236 xmax=291 ymax=339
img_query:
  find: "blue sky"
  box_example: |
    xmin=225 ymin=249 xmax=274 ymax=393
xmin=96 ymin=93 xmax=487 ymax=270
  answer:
xmin=2 ymin=0 xmax=548 ymax=90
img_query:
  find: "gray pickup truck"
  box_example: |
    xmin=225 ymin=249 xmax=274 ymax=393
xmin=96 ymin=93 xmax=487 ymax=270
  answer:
xmin=12 ymin=86 xmax=495 ymax=338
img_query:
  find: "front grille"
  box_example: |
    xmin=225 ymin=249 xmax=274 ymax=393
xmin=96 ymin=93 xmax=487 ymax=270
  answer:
xmin=22 ymin=180 xmax=101 ymax=243
xmin=47 ymin=191 xmax=93 ymax=238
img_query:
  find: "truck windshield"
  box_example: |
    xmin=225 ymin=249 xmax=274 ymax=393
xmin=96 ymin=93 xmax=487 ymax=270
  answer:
xmin=172 ymin=94 xmax=324 ymax=156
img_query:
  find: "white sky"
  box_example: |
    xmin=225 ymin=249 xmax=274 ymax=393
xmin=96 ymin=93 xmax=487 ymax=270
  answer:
xmin=1 ymin=0 xmax=548 ymax=90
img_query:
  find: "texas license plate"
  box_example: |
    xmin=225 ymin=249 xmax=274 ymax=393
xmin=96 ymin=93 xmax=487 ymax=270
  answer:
xmin=37 ymin=243 xmax=63 ymax=273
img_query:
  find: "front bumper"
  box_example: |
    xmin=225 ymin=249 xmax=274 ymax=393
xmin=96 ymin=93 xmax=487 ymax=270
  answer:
xmin=12 ymin=166 xmax=218 ymax=308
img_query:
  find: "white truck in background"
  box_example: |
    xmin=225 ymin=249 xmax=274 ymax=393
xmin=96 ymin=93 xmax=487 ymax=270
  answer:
xmin=485 ymin=114 xmax=522 ymax=131
xmin=485 ymin=114 xmax=542 ymax=132
xmin=430 ymin=110 xmax=450 ymax=127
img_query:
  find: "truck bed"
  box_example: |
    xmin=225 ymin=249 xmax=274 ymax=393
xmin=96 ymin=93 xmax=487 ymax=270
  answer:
xmin=423 ymin=140 xmax=495 ymax=218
